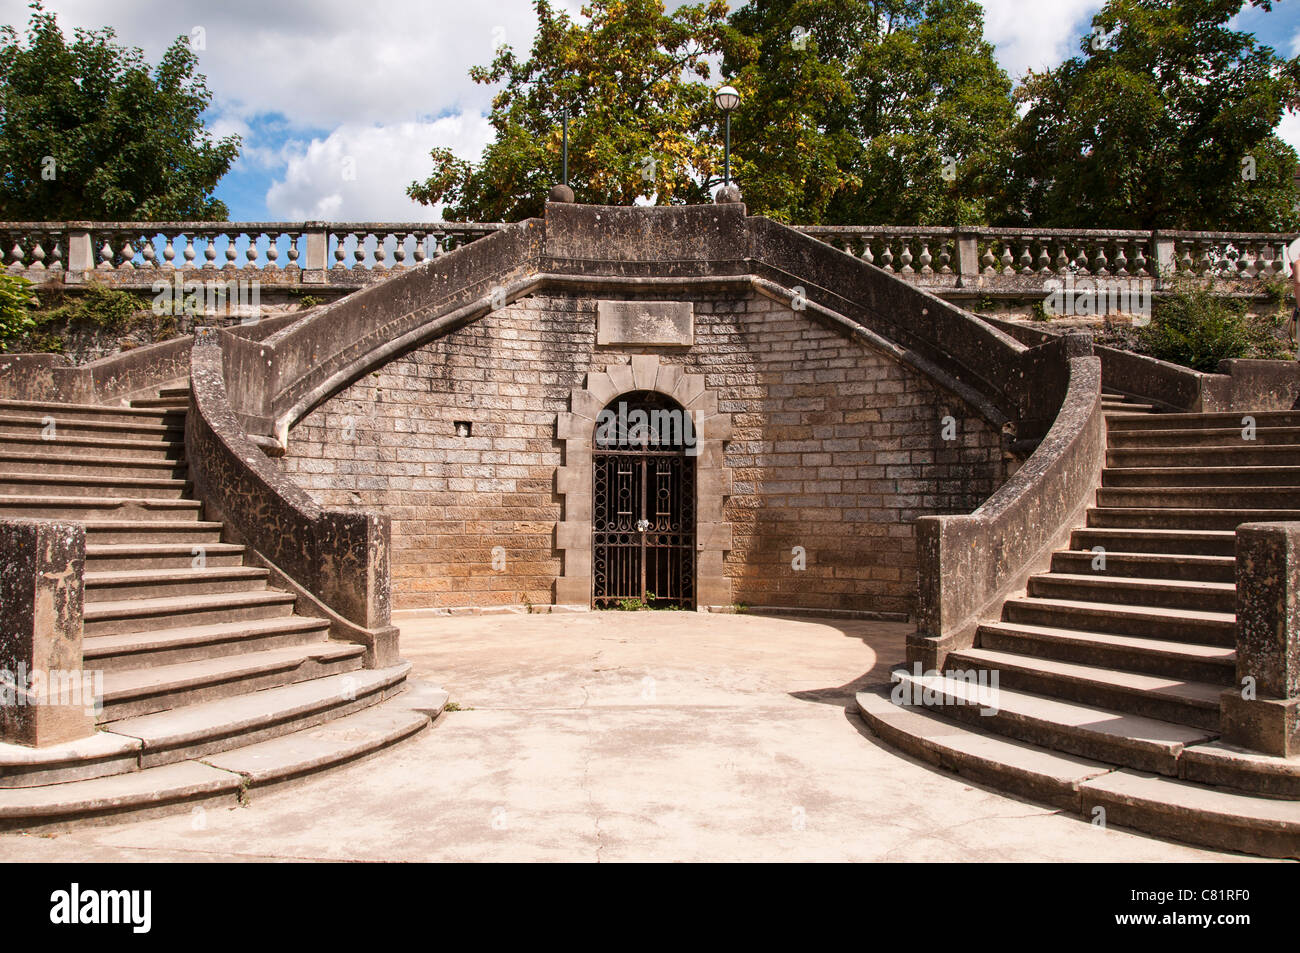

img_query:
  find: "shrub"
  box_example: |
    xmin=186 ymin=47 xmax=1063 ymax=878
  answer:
xmin=1139 ymin=290 xmax=1252 ymax=372
xmin=0 ymin=273 xmax=38 ymax=351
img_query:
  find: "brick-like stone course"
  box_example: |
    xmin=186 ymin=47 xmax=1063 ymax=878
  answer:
xmin=275 ymin=290 xmax=1005 ymax=615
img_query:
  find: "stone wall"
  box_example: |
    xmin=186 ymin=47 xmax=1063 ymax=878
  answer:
xmin=274 ymin=288 xmax=1007 ymax=617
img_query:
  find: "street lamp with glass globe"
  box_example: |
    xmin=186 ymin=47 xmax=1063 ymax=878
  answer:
xmin=713 ymin=84 xmax=741 ymax=188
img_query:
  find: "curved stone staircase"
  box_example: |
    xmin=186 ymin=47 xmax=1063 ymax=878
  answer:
xmin=0 ymin=386 xmax=444 ymax=830
xmin=859 ymin=393 xmax=1300 ymax=857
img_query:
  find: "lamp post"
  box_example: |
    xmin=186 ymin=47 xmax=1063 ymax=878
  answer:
xmin=549 ymin=92 xmax=575 ymax=203
xmin=713 ymin=84 xmax=741 ymax=187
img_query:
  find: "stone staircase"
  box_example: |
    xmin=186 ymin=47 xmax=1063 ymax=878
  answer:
xmin=0 ymin=384 xmax=444 ymax=830
xmin=859 ymin=391 xmax=1300 ymax=857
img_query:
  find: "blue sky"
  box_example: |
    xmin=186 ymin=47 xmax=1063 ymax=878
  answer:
xmin=3 ymin=0 xmax=1299 ymax=222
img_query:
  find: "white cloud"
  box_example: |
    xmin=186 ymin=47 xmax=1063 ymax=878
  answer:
xmin=264 ymin=114 xmax=493 ymax=221
xmin=1276 ymin=110 xmax=1300 ymax=156
xmin=0 ymin=0 xmax=544 ymax=129
xmin=977 ymin=0 xmax=1102 ymax=80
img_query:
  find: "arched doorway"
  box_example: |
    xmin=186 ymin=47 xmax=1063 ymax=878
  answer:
xmin=592 ymin=391 xmax=696 ymax=608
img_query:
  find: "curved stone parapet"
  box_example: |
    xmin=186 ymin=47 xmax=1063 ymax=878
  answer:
xmin=909 ymin=337 xmax=1105 ymax=667
xmin=186 ymin=329 xmax=398 ymax=666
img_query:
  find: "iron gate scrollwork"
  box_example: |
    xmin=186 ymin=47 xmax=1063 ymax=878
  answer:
xmin=592 ymin=391 xmax=695 ymax=608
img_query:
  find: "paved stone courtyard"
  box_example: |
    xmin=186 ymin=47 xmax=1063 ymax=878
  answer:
xmin=0 ymin=613 xmax=1266 ymax=862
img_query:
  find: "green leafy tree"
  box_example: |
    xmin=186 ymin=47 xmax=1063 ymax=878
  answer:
xmin=408 ymin=0 xmax=731 ymax=221
xmin=1002 ymin=0 xmax=1300 ymax=230
xmin=719 ymin=0 xmax=1017 ymax=224
xmin=0 ymin=3 xmax=240 ymax=221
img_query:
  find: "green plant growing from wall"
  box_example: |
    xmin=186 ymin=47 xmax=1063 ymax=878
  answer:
xmin=0 ymin=273 xmax=37 ymax=351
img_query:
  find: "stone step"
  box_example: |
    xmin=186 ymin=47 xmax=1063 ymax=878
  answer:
xmin=83 ymin=566 xmax=270 ymax=603
xmin=855 ymin=688 xmax=1114 ymax=812
xmin=1001 ymin=596 xmax=1236 ymax=645
xmin=1181 ymin=741 xmax=1300 ymax=800
xmin=85 ymin=608 xmax=330 ymax=670
xmin=85 ymin=541 xmax=246 ymax=571
xmin=0 ymin=471 xmax=190 ymax=499
xmin=83 ymin=589 xmax=298 ymax=638
xmin=0 ymin=494 xmax=203 ymax=521
xmin=1102 ymin=464 xmax=1300 ymax=487
xmin=156 ymin=385 xmax=192 ymax=399
xmin=128 ymin=397 xmax=189 ymax=410
xmin=1069 ymin=526 xmax=1237 ymax=557
xmin=977 ymin=620 xmax=1235 ymax=684
xmin=0 ymin=731 xmax=142 ymax=790
xmin=1107 ymin=426 xmax=1300 ymax=448
xmin=0 ymin=450 xmax=186 ymax=479
xmin=951 ymin=647 xmax=1224 ymax=730
xmin=82 ymin=520 xmax=224 ymax=545
xmin=1087 ymin=505 xmax=1300 ymax=531
xmin=1096 ymin=485 xmax=1300 ymax=510
xmin=859 ymin=689 xmax=1300 ymax=857
xmin=84 ymin=615 xmax=331 ymax=671
xmin=1026 ymin=572 xmax=1236 ymax=614
xmin=1102 ymin=402 xmax=1157 ymax=414
xmin=98 ymin=642 xmax=366 ymax=720
xmin=0 ymin=431 xmax=184 ymax=460
xmin=105 ymin=663 xmax=412 ymax=768
xmin=1107 ymin=445 xmax=1300 ymax=467
xmin=202 ymin=703 xmax=430 ymax=790
xmin=0 ymin=694 xmax=436 ymax=831
xmin=1050 ymin=549 xmax=1235 ymax=583
xmin=1079 ymin=769 xmax=1300 ymax=858
xmin=1106 ymin=409 xmax=1300 ymax=431
xmin=0 ymin=398 xmax=186 ymax=427
xmin=0 ymin=413 xmax=182 ymax=440
xmin=884 ymin=669 xmax=1215 ymax=776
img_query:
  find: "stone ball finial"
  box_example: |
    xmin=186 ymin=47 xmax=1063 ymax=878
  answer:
xmin=715 ymin=185 xmax=743 ymax=205
xmin=548 ymin=184 xmax=575 ymax=203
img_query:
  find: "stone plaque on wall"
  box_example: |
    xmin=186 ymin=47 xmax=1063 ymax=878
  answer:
xmin=596 ymin=300 xmax=694 ymax=347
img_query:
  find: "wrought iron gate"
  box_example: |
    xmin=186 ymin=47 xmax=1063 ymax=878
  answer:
xmin=592 ymin=394 xmax=695 ymax=609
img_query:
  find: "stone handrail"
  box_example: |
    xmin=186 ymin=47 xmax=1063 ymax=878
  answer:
xmin=0 ymin=221 xmax=506 ymax=286
xmin=799 ymin=225 xmax=1294 ymax=290
xmin=186 ymin=329 xmax=399 ymax=666
xmin=909 ymin=336 xmax=1105 ymax=667
xmin=979 ymin=313 xmax=1300 ymax=413
xmin=3 ymin=221 xmax=1293 ymax=298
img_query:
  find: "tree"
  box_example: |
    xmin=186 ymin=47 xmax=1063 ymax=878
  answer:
xmin=0 ymin=3 xmax=240 ymax=221
xmin=408 ymin=0 xmax=731 ymax=222
xmin=1001 ymin=0 xmax=1300 ymax=230
xmin=716 ymin=0 xmax=1017 ymax=224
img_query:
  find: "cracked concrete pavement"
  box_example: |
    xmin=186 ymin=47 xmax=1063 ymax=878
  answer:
xmin=0 ymin=611 xmax=1267 ymax=862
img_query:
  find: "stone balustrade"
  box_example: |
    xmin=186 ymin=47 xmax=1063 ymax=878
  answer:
xmin=1 ymin=221 xmax=1293 ymax=297
xmin=798 ymin=225 xmax=1295 ymax=293
xmin=0 ymin=221 xmax=505 ymax=287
